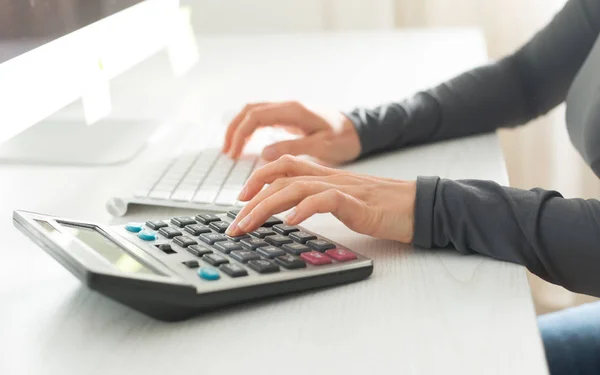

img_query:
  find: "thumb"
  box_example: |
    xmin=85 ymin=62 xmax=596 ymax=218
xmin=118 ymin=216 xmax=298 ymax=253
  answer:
xmin=261 ymin=135 xmax=323 ymax=161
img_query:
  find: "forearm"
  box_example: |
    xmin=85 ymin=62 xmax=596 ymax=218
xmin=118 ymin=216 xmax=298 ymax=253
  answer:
xmin=413 ymin=176 xmax=600 ymax=297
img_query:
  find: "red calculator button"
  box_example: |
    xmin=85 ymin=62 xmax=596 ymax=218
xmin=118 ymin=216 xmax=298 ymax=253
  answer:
xmin=325 ymin=248 xmax=357 ymax=262
xmin=300 ymin=251 xmax=332 ymax=265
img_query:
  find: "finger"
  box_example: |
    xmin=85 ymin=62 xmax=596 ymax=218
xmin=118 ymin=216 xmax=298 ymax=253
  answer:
xmin=223 ymin=102 xmax=266 ymax=153
xmin=261 ymin=134 xmax=326 ymax=162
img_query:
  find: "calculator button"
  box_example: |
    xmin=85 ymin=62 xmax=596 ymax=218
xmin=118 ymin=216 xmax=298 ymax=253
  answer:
xmin=138 ymin=230 xmax=157 ymax=241
xmin=275 ymin=254 xmax=307 ymax=269
xmin=156 ymin=243 xmax=176 ymax=254
xmin=301 ymin=251 xmax=332 ymax=265
xmin=240 ymin=238 xmax=269 ymax=250
xmin=203 ymin=253 xmax=229 ymax=266
xmin=173 ymin=236 xmax=197 ymax=248
xmin=248 ymin=259 xmax=280 ymax=274
xmin=125 ymin=222 xmax=143 ymax=233
xmin=256 ymin=246 xmax=286 ymax=259
xmin=227 ymin=209 xmax=242 ymax=219
xmin=325 ymin=248 xmax=357 ymax=262
xmin=184 ymin=224 xmax=211 ymax=236
xmin=171 ymin=217 xmax=197 ymax=228
xmin=195 ymin=213 xmax=221 ymax=224
xmin=281 ymin=243 xmax=311 ymax=255
xmin=145 ymin=220 xmax=169 ymax=230
xmin=220 ymin=263 xmax=248 ymax=278
xmin=262 ymin=216 xmax=283 ymax=227
xmin=158 ymin=227 xmax=182 ymax=239
xmin=198 ymin=267 xmax=220 ymax=281
xmin=209 ymin=221 xmax=231 ymax=233
xmin=251 ymin=227 xmax=276 ymax=238
xmin=215 ymin=241 xmax=242 ymax=254
xmin=306 ymin=239 xmax=336 ymax=252
xmin=230 ymin=250 xmax=261 ymax=263
xmin=182 ymin=260 xmax=199 ymax=268
xmin=227 ymin=233 xmax=251 ymax=242
xmin=199 ymin=233 xmax=228 ymax=245
xmin=273 ymin=224 xmax=299 ymax=235
xmin=187 ymin=244 xmax=213 ymax=257
xmin=265 ymin=235 xmax=293 ymax=247
xmin=289 ymin=231 xmax=317 ymax=243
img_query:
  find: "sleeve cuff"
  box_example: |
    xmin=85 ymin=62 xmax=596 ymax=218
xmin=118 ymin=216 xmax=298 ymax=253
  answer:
xmin=412 ymin=176 xmax=441 ymax=248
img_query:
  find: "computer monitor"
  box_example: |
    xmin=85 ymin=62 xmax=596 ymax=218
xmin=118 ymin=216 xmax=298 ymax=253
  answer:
xmin=0 ymin=0 xmax=198 ymax=165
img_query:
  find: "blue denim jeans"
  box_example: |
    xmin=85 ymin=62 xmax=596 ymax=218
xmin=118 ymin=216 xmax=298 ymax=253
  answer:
xmin=539 ymin=300 xmax=600 ymax=374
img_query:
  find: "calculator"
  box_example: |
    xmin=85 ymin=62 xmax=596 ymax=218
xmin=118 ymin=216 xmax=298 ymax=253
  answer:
xmin=13 ymin=209 xmax=373 ymax=321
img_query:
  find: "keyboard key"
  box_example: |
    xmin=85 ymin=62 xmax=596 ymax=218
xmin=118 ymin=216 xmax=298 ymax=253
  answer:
xmin=256 ymin=246 xmax=286 ymax=259
xmin=146 ymin=220 xmax=169 ymax=230
xmin=171 ymin=217 xmax=197 ymax=228
xmin=148 ymin=190 xmax=171 ymax=200
xmin=158 ymin=227 xmax=182 ymax=239
xmin=170 ymin=189 xmax=196 ymax=202
xmin=156 ymin=243 xmax=176 ymax=254
xmin=195 ymin=213 xmax=221 ymax=224
xmin=241 ymin=238 xmax=269 ymax=250
xmin=251 ymin=227 xmax=276 ymax=238
xmin=282 ymin=243 xmax=311 ymax=255
xmin=215 ymin=189 xmax=240 ymax=206
xmin=192 ymin=189 xmax=218 ymax=204
xmin=182 ymin=260 xmax=199 ymax=268
xmin=301 ymin=251 xmax=332 ymax=265
xmin=203 ymin=253 xmax=229 ymax=266
xmin=199 ymin=233 xmax=228 ymax=245
xmin=187 ymin=244 xmax=213 ymax=257
xmin=220 ymin=263 xmax=248 ymax=278
xmin=248 ymin=259 xmax=280 ymax=274
xmin=265 ymin=234 xmax=293 ymax=247
xmin=230 ymin=250 xmax=261 ymax=263
xmin=173 ymin=236 xmax=197 ymax=248
xmin=198 ymin=267 xmax=220 ymax=281
xmin=262 ymin=217 xmax=283 ymax=227
xmin=325 ymin=248 xmax=358 ymax=262
xmin=227 ymin=233 xmax=251 ymax=242
xmin=184 ymin=224 xmax=211 ymax=236
xmin=275 ymin=254 xmax=307 ymax=269
xmin=138 ymin=230 xmax=157 ymax=241
xmin=289 ymin=231 xmax=317 ymax=243
xmin=209 ymin=221 xmax=231 ymax=233
xmin=227 ymin=209 xmax=242 ymax=219
xmin=273 ymin=224 xmax=299 ymax=235
xmin=306 ymin=239 xmax=336 ymax=252
xmin=215 ymin=241 xmax=242 ymax=254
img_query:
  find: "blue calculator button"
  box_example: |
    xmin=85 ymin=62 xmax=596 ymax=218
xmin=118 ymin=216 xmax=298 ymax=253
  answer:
xmin=198 ymin=267 xmax=220 ymax=281
xmin=137 ymin=230 xmax=157 ymax=241
xmin=125 ymin=222 xmax=144 ymax=233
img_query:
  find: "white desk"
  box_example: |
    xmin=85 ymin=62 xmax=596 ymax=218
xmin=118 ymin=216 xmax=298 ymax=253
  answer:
xmin=0 ymin=30 xmax=548 ymax=374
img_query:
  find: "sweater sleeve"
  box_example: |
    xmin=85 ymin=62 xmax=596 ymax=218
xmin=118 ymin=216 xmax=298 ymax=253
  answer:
xmin=345 ymin=0 xmax=600 ymax=158
xmin=413 ymin=176 xmax=600 ymax=298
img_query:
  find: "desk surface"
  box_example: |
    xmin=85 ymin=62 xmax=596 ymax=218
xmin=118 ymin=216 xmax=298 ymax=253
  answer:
xmin=0 ymin=30 xmax=548 ymax=375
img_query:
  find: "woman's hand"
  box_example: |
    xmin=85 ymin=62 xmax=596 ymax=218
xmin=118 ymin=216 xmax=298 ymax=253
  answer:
xmin=226 ymin=155 xmax=417 ymax=244
xmin=222 ymin=101 xmax=361 ymax=165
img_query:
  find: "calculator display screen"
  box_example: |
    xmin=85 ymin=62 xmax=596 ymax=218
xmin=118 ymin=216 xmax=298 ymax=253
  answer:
xmin=60 ymin=223 xmax=162 ymax=276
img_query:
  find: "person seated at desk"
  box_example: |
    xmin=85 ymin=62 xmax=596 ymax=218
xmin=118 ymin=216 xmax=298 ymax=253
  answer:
xmin=223 ymin=0 xmax=600 ymax=373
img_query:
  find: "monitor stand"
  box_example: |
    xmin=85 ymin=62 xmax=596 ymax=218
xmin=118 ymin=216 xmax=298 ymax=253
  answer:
xmin=0 ymin=118 xmax=171 ymax=166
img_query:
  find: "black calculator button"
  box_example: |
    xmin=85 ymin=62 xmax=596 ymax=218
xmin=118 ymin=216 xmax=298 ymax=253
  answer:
xmin=158 ymin=227 xmax=182 ymax=239
xmin=306 ymin=239 xmax=336 ymax=252
xmin=171 ymin=217 xmax=197 ymax=228
xmin=184 ymin=224 xmax=211 ymax=236
xmin=220 ymin=263 xmax=248 ymax=278
xmin=275 ymin=254 xmax=307 ymax=269
xmin=146 ymin=220 xmax=169 ymax=230
xmin=241 ymin=238 xmax=269 ymax=250
xmin=273 ymin=224 xmax=299 ymax=235
xmin=173 ymin=236 xmax=197 ymax=248
xmin=262 ymin=216 xmax=283 ymax=227
xmin=227 ymin=209 xmax=242 ymax=219
xmin=227 ymin=233 xmax=251 ymax=242
xmin=209 ymin=221 xmax=231 ymax=233
xmin=156 ymin=243 xmax=176 ymax=254
xmin=251 ymin=227 xmax=276 ymax=238
xmin=187 ymin=244 xmax=213 ymax=257
xmin=215 ymin=241 xmax=242 ymax=254
xmin=230 ymin=250 xmax=261 ymax=263
xmin=195 ymin=213 xmax=221 ymax=224
xmin=182 ymin=260 xmax=200 ymax=268
xmin=265 ymin=234 xmax=293 ymax=247
xmin=199 ymin=233 xmax=228 ymax=245
xmin=282 ymin=243 xmax=311 ymax=255
xmin=256 ymin=246 xmax=286 ymax=259
xmin=203 ymin=253 xmax=229 ymax=266
xmin=248 ymin=259 xmax=280 ymax=274
xmin=289 ymin=231 xmax=317 ymax=244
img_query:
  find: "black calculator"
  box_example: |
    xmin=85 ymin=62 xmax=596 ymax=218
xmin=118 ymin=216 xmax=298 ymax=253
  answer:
xmin=13 ymin=209 xmax=373 ymax=321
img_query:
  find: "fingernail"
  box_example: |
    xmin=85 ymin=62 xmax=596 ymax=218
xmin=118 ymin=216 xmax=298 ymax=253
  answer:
xmin=262 ymin=146 xmax=277 ymax=160
xmin=285 ymin=208 xmax=297 ymax=224
xmin=238 ymin=185 xmax=248 ymax=200
xmin=237 ymin=213 xmax=253 ymax=230
xmin=225 ymin=222 xmax=237 ymax=236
